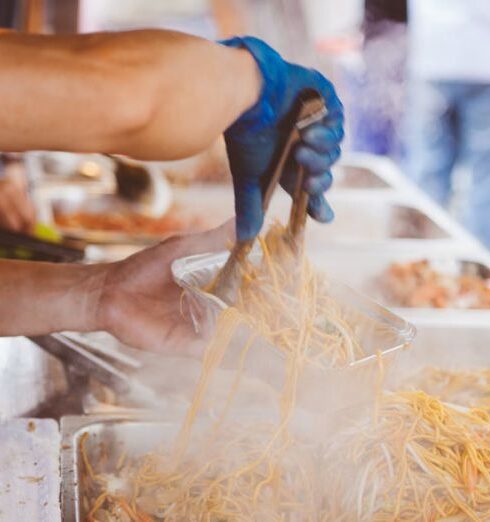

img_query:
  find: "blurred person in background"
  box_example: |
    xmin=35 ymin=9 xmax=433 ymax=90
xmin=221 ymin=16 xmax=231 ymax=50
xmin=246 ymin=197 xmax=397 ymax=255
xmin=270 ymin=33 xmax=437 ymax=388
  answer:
xmin=406 ymin=0 xmax=490 ymax=248
xmin=346 ymin=0 xmax=407 ymax=156
xmin=0 ymin=29 xmax=344 ymax=351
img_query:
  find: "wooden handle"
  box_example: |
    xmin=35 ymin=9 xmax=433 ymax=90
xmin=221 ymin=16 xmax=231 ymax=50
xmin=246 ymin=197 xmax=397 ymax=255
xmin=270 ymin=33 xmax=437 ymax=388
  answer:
xmin=288 ymin=165 xmax=309 ymax=246
xmin=213 ymin=91 xmax=326 ymax=301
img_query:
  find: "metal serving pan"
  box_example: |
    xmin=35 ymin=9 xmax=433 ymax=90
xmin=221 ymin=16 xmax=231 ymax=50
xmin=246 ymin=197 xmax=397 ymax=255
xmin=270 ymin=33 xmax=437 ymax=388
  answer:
xmin=305 ymin=196 xmax=453 ymax=248
xmin=61 ymin=316 xmax=490 ymax=520
xmin=169 ymin=189 xmax=457 ymax=251
xmin=38 ymin=188 xmax=171 ymax=245
xmin=0 ymin=337 xmax=68 ymax=418
xmin=26 ymin=151 xmax=115 ymax=190
xmin=331 ymin=153 xmax=412 ymax=191
xmin=388 ymin=321 xmax=490 ymax=386
xmin=174 ymin=170 xmax=480 ymax=251
xmin=332 ymin=164 xmax=392 ymax=190
xmin=310 ymin=246 xmax=490 ymax=317
xmin=62 ymin=413 xmax=315 ymax=521
xmin=33 ymin=163 xmax=173 ymax=245
xmin=327 ymin=154 xmax=485 ymax=249
xmin=61 ymin=415 xmax=178 ymax=522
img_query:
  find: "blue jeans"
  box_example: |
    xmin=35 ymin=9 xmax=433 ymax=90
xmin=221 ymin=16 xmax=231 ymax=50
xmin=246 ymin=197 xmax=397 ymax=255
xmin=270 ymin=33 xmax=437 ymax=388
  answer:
xmin=406 ymin=80 xmax=490 ymax=248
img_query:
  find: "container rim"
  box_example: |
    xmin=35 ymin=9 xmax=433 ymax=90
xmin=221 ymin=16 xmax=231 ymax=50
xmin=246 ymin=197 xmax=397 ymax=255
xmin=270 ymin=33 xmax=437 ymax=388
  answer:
xmin=171 ymin=251 xmax=417 ymax=368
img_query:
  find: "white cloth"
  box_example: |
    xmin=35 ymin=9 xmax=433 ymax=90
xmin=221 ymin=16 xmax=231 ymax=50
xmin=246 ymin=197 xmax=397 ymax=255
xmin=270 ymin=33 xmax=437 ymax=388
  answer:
xmin=409 ymin=0 xmax=490 ymax=82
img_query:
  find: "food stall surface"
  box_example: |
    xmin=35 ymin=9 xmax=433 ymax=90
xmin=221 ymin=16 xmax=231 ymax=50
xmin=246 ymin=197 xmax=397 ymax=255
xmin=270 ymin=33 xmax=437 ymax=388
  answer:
xmin=2 ymin=153 xmax=489 ymax=519
xmin=0 ymin=418 xmax=61 ymax=521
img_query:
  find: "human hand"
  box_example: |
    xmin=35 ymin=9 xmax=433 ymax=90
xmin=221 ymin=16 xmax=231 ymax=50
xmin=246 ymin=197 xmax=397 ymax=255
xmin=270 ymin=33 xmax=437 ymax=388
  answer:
xmin=96 ymin=220 xmax=234 ymax=353
xmin=0 ymin=163 xmax=36 ymax=233
xmin=221 ymin=36 xmax=344 ymax=241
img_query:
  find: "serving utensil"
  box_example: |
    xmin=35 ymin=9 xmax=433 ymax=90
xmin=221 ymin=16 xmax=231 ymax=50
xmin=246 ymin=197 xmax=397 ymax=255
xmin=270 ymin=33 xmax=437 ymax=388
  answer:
xmin=212 ymin=90 xmax=327 ymax=303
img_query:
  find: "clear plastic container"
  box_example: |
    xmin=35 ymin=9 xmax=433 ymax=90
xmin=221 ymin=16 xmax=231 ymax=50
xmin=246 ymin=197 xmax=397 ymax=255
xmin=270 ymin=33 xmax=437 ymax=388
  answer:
xmin=172 ymin=251 xmax=416 ymax=413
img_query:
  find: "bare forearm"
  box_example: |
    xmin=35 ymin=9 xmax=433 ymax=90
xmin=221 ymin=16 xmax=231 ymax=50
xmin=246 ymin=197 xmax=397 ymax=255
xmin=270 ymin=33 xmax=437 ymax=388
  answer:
xmin=0 ymin=260 xmax=106 ymax=336
xmin=0 ymin=30 xmax=260 ymax=160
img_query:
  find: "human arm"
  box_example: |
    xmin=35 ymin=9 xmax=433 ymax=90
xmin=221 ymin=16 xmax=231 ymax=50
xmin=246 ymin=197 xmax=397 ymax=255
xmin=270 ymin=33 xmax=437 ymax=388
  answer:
xmin=0 ymin=160 xmax=36 ymax=233
xmin=0 ymin=221 xmax=233 ymax=352
xmin=0 ymin=30 xmax=261 ymax=160
xmin=0 ymin=30 xmax=344 ymax=242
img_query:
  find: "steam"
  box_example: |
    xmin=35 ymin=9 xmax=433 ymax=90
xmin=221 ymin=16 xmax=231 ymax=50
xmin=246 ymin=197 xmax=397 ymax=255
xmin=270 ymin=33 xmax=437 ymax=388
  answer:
xmin=81 ymin=247 xmax=489 ymax=519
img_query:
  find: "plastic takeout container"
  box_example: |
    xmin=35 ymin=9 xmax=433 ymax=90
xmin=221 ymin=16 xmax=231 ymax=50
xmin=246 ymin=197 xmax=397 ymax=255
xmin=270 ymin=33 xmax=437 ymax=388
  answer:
xmin=172 ymin=251 xmax=416 ymax=413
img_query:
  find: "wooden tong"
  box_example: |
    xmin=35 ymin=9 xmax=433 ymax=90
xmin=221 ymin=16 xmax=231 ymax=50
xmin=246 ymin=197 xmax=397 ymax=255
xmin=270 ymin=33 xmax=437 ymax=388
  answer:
xmin=213 ymin=90 xmax=327 ymax=303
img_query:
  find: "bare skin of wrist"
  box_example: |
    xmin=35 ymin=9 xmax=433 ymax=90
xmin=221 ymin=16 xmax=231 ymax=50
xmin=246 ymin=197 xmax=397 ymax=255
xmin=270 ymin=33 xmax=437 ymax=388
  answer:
xmin=0 ymin=260 xmax=107 ymax=335
xmin=0 ymin=221 xmax=234 ymax=352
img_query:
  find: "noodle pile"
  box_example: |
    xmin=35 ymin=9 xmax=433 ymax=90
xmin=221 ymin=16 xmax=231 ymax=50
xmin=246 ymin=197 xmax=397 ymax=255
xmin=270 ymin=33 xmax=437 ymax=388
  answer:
xmin=235 ymin=223 xmax=364 ymax=369
xmin=82 ymin=224 xmax=364 ymax=521
xmin=323 ymin=391 xmax=490 ymax=521
xmin=81 ymin=224 xmax=490 ymax=521
xmin=404 ymin=367 xmax=490 ymax=412
xmin=82 ymin=423 xmax=325 ymax=521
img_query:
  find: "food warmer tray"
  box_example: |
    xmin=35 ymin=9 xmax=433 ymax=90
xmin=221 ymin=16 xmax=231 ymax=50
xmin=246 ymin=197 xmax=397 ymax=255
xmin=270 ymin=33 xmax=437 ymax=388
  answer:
xmin=310 ymin=244 xmax=490 ymax=324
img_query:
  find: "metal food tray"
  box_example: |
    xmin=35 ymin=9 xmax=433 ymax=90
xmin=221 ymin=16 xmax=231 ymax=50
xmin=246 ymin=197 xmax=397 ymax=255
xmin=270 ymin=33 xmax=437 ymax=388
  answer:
xmin=328 ymin=154 xmax=485 ymax=250
xmin=169 ymin=191 xmax=459 ymax=251
xmin=33 ymin=163 xmax=173 ymax=245
xmin=59 ymin=319 xmax=490 ymax=521
xmin=332 ymin=155 xmax=396 ymax=191
xmin=333 ymin=164 xmax=391 ymax=189
xmin=310 ymin=245 xmax=490 ymax=320
xmin=331 ymin=153 xmax=418 ymax=192
xmin=61 ymin=415 xmax=178 ymax=522
xmin=0 ymin=337 xmax=68 ymax=419
xmin=304 ymin=194 xmax=454 ymax=247
xmin=26 ymin=151 xmax=115 ymax=190
xmin=44 ymin=187 xmax=163 ymax=245
xmin=61 ymin=409 xmax=321 ymax=521
xmin=172 ymin=250 xmax=415 ymax=414
xmin=388 ymin=321 xmax=490 ymax=386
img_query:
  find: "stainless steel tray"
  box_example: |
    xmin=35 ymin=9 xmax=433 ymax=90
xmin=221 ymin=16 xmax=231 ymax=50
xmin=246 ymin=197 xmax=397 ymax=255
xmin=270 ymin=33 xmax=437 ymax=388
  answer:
xmin=0 ymin=337 xmax=68 ymax=418
xmin=331 ymin=153 xmax=412 ymax=191
xmin=333 ymin=164 xmax=391 ymax=189
xmin=61 ymin=415 xmax=177 ymax=522
xmin=304 ymin=196 xmax=454 ymax=249
xmin=26 ymin=151 xmax=115 ymax=190
xmin=388 ymin=321 xmax=490 ymax=386
xmin=33 ymin=162 xmax=173 ymax=244
xmin=61 ymin=318 xmax=490 ymax=520
xmin=310 ymin=246 xmax=490 ymax=317
xmin=327 ymin=154 xmax=486 ymax=249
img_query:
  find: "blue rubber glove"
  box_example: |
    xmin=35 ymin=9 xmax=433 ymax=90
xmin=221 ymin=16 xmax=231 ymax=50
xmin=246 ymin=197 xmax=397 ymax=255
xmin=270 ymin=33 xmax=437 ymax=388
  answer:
xmin=222 ymin=36 xmax=344 ymax=241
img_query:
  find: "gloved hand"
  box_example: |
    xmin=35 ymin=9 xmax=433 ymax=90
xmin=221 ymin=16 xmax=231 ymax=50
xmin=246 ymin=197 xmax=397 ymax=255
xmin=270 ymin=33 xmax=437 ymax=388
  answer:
xmin=222 ymin=36 xmax=344 ymax=241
